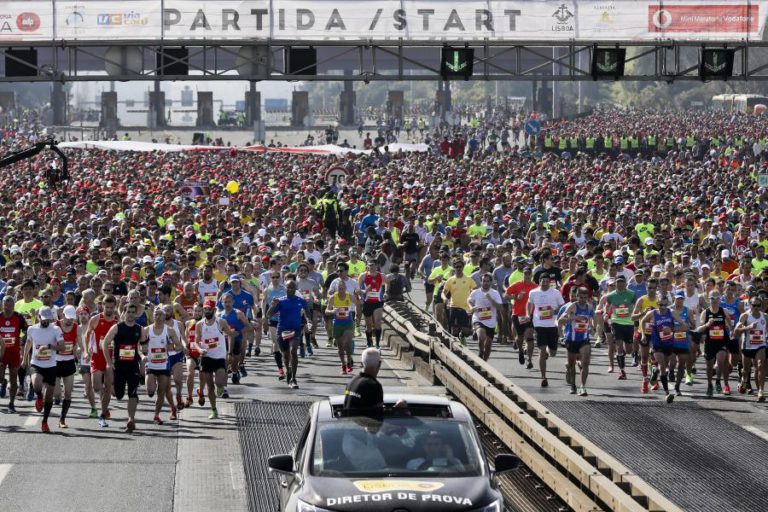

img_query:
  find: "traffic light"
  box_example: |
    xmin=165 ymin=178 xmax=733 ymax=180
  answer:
xmin=440 ymin=47 xmax=474 ymax=80
xmin=699 ymin=49 xmax=735 ymax=80
xmin=285 ymin=48 xmax=317 ymax=76
xmin=591 ymin=48 xmax=626 ymax=80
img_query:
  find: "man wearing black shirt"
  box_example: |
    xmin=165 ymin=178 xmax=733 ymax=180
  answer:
xmin=533 ymin=251 xmax=563 ymax=287
xmin=343 ymin=347 xmax=383 ymax=410
xmin=399 ymin=223 xmax=422 ymax=281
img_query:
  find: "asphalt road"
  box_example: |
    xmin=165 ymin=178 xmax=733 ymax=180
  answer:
xmin=0 ymin=324 xmax=436 ymax=512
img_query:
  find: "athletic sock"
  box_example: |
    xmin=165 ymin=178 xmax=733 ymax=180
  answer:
xmin=617 ymin=354 xmax=626 ymax=370
xmin=273 ymin=351 xmax=283 ymax=369
xmin=61 ymin=399 xmax=72 ymax=421
xmin=660 ymin=374 xmax=669 ymax=393
xmin=43 ymin=401 xmax=53 ymax=422
xmin=641 ymin=362 xmax=648 ymax=378
xmin=374 ymin=329 xmax=382 ymax=346
xmin=365 ymin=331 xmax=373 ymax=347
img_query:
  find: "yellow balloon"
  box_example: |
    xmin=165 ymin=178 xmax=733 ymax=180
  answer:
xmin=226 ymin=180 xmax=240 ymax=194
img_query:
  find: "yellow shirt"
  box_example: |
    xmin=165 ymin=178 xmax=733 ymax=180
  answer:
xmin=443 ymin=276 xmax=477 ymax=312
xmin=348 ymin=260 xmax=366 ymax=278
xmin=467 ymin=224 xmax=487 ymax=238
xmin=428 ymin=266 xmax=453 ymax=284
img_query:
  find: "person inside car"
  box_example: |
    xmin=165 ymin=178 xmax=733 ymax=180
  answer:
xmin=406 ymin=431 xmax=465 ymax=471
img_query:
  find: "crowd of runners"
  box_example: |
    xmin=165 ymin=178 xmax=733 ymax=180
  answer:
xmin=1 ymin=105 xmax=768 ymax=434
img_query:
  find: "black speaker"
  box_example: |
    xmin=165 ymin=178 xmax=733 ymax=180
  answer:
xmin=286 ymin=48 xmax=316 ymax=76
xmin=5 ymin=49 xmax=37 ymax=77
xmin=157 ymin=48 xmax=188 ymax=76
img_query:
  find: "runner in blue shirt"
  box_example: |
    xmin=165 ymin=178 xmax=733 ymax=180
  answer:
xmin=266 ymin=280 xmax=307 ymax=390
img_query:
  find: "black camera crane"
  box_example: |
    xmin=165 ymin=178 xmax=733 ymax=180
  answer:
xmin=0 ymin=138 xmax=69 ymax=187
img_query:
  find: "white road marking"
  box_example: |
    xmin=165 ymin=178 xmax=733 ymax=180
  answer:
xmin=0 ymin=464 xmax=12 ymax=487
xmin=229 ymin=461 xmax=245 ymax=490
xmin=23 ymin=416 xmax=39 ymax=427
xmin=743 ymin=425 xmax=768 ymax=443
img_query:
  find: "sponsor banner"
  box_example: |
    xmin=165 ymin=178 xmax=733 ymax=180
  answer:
xmin=56 ymin=1 xmax=160 ymax=40
xmin=0 ymin=2 xmax=53 ymax=41
xmin=22 ymin=1 xmax=768 ymax=42
xmin=648 ymin=3 xmax=760 ymax=34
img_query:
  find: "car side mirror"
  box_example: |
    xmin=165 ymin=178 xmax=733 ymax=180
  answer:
xmin=493 ymin=453 xmax=519 ymax=474
xmin=268 ymin=454 xmax=295 ymax=476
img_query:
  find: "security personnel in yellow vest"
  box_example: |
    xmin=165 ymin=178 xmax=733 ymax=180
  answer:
xmin=585 ymin=136 xmax=595 ymax=152
xmin=686 ymin=135 xmax=695 ymax=148
xmin=735 ymin=136 xmax=744 ymax=149
xmin=620 ymin=136 xmax=629 ymax=153
xmin=569 ymin=136 xmax=578 ymax=151
xmin=711 ymin=136 xmax=720 ymax=148
xmin=558 ymin=136 xmax=568 ymax=154
xmin=630 ymin=135 xmax=639 ymax=151
xmin=647 ymin=134 xmax=656 ymax=156
xmin=544 ymin=134 xmax=553 ymax=152
xmin=666 ymin=135 xmax=675 ymax=150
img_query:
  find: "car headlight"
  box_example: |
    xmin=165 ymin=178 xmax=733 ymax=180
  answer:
xmin=470 ymin=499 xmax=501 ymax=512
xmin=297 ymin=499 xmax=334 ymax=512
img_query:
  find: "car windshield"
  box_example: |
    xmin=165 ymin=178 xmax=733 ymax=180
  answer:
xmin=311 ymin=416 xmax=484 ymax=478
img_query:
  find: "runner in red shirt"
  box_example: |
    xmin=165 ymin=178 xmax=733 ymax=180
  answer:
xmin=505 ymin=267 xmax=538 ymax=369
xmin=84 ymin=295 xmax=119 ymax=427
xmin=0 ymin=295 xmax=28 ymax=413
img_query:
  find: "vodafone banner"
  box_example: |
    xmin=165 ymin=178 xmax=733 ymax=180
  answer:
xmin=6 ymin=1 xmax=768 ymax=42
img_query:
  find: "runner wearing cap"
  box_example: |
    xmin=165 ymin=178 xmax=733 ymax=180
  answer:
xmin=719 ymin=281 xmax=744 ymax=395
xmin=326 ymin=280 xmax=356 ymax=374
xmin=0 ymin=295 xmax=28 ymax=413
xmin=698 ymin=291 xmax=733 ymax=398
xmin=670 ymin=291 xmax=694 ymax=396
xmin=359 ymin=259 xmax=389 ymax=349
xmin=468 ymin=273 xmax=504 ymax=361
xmin=143 ymin=306 xmax=182 ymax=425
xmin=54 ymin=305 xmax=82 ymax=428
xmin=220 ymin=274 xmax=257 ymax=375
xmin=606 ymin=275 xmax=636 ymax=380
xmin=641 ymin=295 xmax=685 ymax=403
xmin=443 ymin=259 xmax=477 ymax=344
xmin=262 ymin=272 xmax=287 ymax=380
xmin=558 ymin=286 xmax=595 ymax=396
xmin=184 ymin=303 xmax=205 ymax=407
xmin=506 ymin=266 xmax=537 ymax=367
xmin=22 ymin=307 xmax=65 ymax=432
xmin=218 ymin=292 xmax=253 ymax=385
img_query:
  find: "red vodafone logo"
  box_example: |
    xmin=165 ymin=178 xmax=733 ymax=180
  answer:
xmin=17 ymin=12 xmax=41 ymax=32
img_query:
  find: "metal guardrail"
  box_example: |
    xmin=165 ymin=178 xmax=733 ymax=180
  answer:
xmin=383 ymin=299 xmax=683 ymax=512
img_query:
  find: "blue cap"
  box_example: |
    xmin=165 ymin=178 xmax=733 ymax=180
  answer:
xmin=675 ymin=290 xmax=685 ymax=298
xmin=229 ymin=274 xmax=241 ymax=282
xmin=614 ymin=256 xmax=624 ymax=264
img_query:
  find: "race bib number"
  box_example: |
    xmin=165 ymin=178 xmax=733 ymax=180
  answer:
xmin=203 ymin=337 xmax=219 ymax=349
xmin=660 ymin=326 xmax=673 ymax=342
xmin=62 ymin=342 xmax=74 ymax=356
xmin=673 ymin=331 xmax=687 ymax=341
xmin=749 ymin=330 xmax=764 ymax=347
xmin=150 ymin=347 xmax=167 ymax=364
xmin=35 ymin=345 xmax=52 ymax=361
xmin=518 ymin=316 xmax=530 ymax=324
xmin=616 ymin=305 xmax=630 ymax=318
xmin=709 ymin=328 xmax=724 ymax=340
xmin=574 ymin=317 xmax=589 ymax=333
xmin=539 ymin=306 xmax=553 ymax=320
xmin=281 ymin=330 xmax=295 ymax=341
xmin=367 ymin=290 xmax=381 ymax=301
xmin=301 ymin=289 xmax=311 ymax=300
xmin=336 ymin=308 xmax=349 ymax=320
xmin=478 ymin=307 xmax=492 ymax=321
xmin=2 ymin=336 xmax=15 ymax=347
xmin=119 ymin=345 xmax=136 ymax=361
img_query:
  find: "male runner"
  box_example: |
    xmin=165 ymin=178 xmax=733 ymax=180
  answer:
xmin=267 ymin=280 xmax=308 ymax=390
xmin=22 ymin=307 xmax=64 ymax=432
xmin=734 ymin=297 xmax=767 ymax=401
xmin=559 ymin=287 xmax=595 ymax=396
xmin=468 ymin=273 xmax=504 ymax=361
xmin=54 ymin=305 xmax=81 ymax=428
xmin=196 ymin=299 xmax=233 ymax=419
xmin=359 ymin=260 xmax=389 ymax=349
xmin=0 ymin=295 xmax=28 ymax=413
xmin=527 ymin=275 xmax=564 ymax=387
xmin=84 ymin=295 xmax=119 ymax=427
xmin=606 ymin=275 xmax=636 ymax=380
xmin=506 ymin=266 xmax=537 ymax=368
xmin=697 ymin=292 xmax=733 ymax=397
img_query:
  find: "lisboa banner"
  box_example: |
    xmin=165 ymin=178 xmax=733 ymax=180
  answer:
xmin=3 ymin=1 xmax=768 ymax=42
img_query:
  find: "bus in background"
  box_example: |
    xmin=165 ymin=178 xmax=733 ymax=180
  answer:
xmin=712 ymin=94 xmax=768 ymax=113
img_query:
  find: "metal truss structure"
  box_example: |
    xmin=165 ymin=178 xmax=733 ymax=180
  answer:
xmin=3 ymin=39 xmax=768 ymax=82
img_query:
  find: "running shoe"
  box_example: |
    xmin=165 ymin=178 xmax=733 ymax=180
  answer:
xmin=715 ymin=381 xmax=722 ymax=394
xmin=34 ymin=397 xmax=43 ymax=413
xmin=518 ymin=351 xmax=525 ymax=365
xmin=290 ymin=380 xmax=299 ymax=390
xmin=326 ymin=341 xmax=334 ymax=348
xmin=197 ymin=388 xmax=205 ymax=406
xmin=231 ymin=371 xmax=240 ymax=385
xmin=340 ymin=366 xmax=348 ymax=375
xmin=208 ymin=409 xmax=218 ymax=420
xmin=579 ymin=387 xmax=588 ymax=397
xmin=739 ymin=381 xmax=747 ymax=394
xmin=278 ymin=368 xmax=285 ymax=381
xmin=607 ymin=366 xmax=614 ymax=374
xmin=541 ymin=378 xmax=548 ymax=388
xmin=706 ymin=384 xmax=714 ymax=398
xmin=723 ymin=384 xmax=731 ymax=396
xmin=526 ymin=360 xmax=533 ymax=370
xmin=26 ymin=386 xmax=35 ymax=401
xmin=675 ymin=387 xmax=682 ymax=397
xmin=565 ymin=364 xmax=573 ymax=386
xmin=346 ymin=365 xmax=354 ymax=374
xmin=254 ymin=346 xmax=261 ymax=357
xmin=632 ymin=353 xmax=640 ymax=367
xmin=651 ymin=382 xmax=660 ymax=391
xmin=299 ymin=344 xmax=306 ymax=358
xmin=104 ymin=409 xmax=111 ymax=420
xmin=0 ymin=378 xmax=7 ymax=398
xmin=758 ymin=391 xmax=765 ymax=402
xmin=216 ymin=386 xmax=224 ymax=398
xmin=54 ymin=398 xmax=60 ymax=406
xmin=41 ymin=421 xmax=50 ymax=433
xmin=569 ymin=385 xmax=577 ymax=395
xmin=650 ymin=366 xmax=659 ymax=385
xmin=618 ymin=370 xmax=627 ymax=380
xmin=154 ymin=415 xmax=163 ymax=425
xmin=306 ymin=345 xmax=314 ymax=358
xmin=239 ymin=365 xmax=248 ymax=377
xmin=665 ymin=393 xmax=675 ymax=404
xmin=99 ymin=416 xmax=109 ymax=428
xmin=246 ymin=347 xmax=252 ymax=357
xmin=594 ymin=339 xmax=602 ymax=348
xmin=7 ymin=404 xmax=16 ymax=413
xmin=125 ymin=420 xmax=136 ymax=433
xmin=641 ymin=379 xmax=649 ymax=394
xmin=184 ymin=396 xmax=193 ymax=409
xmin=222 ymin=388 xmax=230 ymax=399
xmin=89 ymin=407 xmax=98 ymax=418
xmin=170 ymin=408 xmax=178 ymax=421
xmin=685 ymin=372 xmax=694 ymax=386
xmin=58 ymin=421 xmax=68 ymax=429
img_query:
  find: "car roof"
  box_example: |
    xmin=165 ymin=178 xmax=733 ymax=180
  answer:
xmin=316 ymin=394 xmax=472 ymax=422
